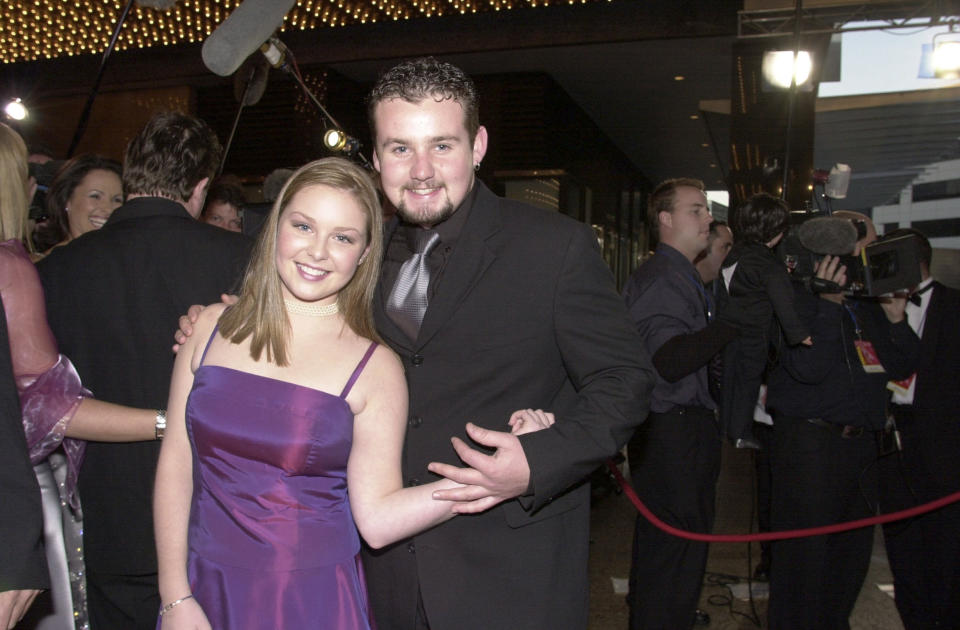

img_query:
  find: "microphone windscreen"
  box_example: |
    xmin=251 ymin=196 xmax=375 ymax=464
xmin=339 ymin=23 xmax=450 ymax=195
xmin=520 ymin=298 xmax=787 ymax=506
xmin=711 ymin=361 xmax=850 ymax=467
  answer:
xmin=795 ymin=217 xmax=859 ymax=255
xmin=262 ymin=168 xmax=294 ymax=202
xmin=201 ymin=0 xmax=296 ymax=77
xmin=233 ymin=54 xmax=270 ymax=106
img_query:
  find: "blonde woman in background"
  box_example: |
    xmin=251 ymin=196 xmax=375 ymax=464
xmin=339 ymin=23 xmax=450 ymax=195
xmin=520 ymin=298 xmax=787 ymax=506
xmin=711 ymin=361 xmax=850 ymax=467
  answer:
xmin=0 ymin=123 xmax=158 ymax=630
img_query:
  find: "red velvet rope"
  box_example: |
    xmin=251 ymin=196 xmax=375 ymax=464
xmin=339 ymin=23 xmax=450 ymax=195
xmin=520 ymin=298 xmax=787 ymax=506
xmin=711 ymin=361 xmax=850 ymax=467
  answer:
xmin=606 ymin=459 xmax=960 ymax=542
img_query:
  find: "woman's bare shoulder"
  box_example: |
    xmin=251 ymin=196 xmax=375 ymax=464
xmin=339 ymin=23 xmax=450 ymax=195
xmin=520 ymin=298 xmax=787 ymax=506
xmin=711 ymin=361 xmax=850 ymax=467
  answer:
xmin=351 ymin=341 xmax=405 ymax=395
xmin=364 ymin=340 xmax=403 ymax=374
xmin=348 ymin=341 xmax=406 ymax=421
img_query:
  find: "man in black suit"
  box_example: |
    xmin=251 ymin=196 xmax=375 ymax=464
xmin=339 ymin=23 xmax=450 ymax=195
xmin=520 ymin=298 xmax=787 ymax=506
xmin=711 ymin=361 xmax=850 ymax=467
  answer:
xmin=880 ymin=228 xmax=960 ymax=630
xmin=0 ymin=298 xmax=48 ymax=629
xmin=39 ymin=113 xmax=251 ymax=629
xmin=362 ymin=58 xmax=654 ymax=629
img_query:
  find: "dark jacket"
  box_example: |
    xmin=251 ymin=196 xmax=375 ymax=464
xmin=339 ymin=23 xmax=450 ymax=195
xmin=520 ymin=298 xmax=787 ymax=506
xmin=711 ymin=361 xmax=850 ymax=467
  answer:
xmin=722 ymin=242 xmax=808 ymax=345
xmin=767 ymin=284 xmax=919 ymax=430
xmin=0 ymin=297 xmax=48 ymax=591
xmin=363 ymin=182 xmax=654 ymax=630
xmin=38 ymin=197 xmax=252 ymax=575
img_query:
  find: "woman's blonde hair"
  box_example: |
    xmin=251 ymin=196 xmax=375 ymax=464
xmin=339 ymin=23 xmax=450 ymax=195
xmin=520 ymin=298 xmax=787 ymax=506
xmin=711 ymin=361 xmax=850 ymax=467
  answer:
xmin=219 ymin=157 xmax=383 ymax=366
xmin=0 ymin=124 xmax=31 ymax=251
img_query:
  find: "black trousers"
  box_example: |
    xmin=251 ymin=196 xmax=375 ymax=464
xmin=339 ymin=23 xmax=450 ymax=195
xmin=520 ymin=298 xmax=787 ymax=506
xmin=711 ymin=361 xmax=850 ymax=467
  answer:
xmin=768 ymin=414 xmax=877 ymax=630
xmin=86 ymin=570 xmax=160 ymax=630
xmin=754 ymin=422 xmax=774 ymax=567
xmin=720 ymin=335 xmax=766 ymax=443
xmin=880 ymin=405 xmax=960 ymax=630
xmin=627 ymin=406 xmax=720 ymax=630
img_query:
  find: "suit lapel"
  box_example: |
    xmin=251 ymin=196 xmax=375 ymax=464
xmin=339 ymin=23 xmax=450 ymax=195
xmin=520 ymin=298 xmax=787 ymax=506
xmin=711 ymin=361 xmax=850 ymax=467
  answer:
xmin=918 ymin=282 xmax=945 ymax=366
xmin=415 ymin=183 xmax=502 ymax=348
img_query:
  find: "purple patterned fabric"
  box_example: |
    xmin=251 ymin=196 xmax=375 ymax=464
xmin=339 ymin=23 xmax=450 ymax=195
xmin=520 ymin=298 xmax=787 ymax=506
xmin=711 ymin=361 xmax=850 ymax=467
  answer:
xmin=182 ymin=340 xmax=379 ymax=629
xmin=19 ymin=355 xmax=91 ymax=511
xmin=0 ymin=238 xmax=90 ymax=512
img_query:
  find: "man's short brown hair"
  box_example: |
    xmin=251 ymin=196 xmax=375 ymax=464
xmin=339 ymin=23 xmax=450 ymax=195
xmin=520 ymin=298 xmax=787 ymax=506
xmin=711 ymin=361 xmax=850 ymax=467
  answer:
xmin=123 ymin=112 xmax=221 ymax=203
xmin=367 ymin=57 xmax=480 ymax=146
xmin=646 ymin=178 xmax=705 ymax=242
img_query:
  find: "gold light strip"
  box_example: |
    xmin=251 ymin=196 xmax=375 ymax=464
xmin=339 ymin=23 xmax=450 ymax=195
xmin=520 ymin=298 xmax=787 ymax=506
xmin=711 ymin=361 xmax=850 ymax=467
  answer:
xmin=1 ymin=0 xmax=613 ymax=63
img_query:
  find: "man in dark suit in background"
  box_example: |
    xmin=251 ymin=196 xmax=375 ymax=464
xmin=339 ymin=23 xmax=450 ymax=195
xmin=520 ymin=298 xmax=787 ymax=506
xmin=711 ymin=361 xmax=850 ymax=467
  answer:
xmin=0 ymin=298 xmax=48 ymax=629
xmin=39 ymin=113 xmax=251 ymax=629
xmin=362 ymin=57 xmax=655 ymax=630
xmin=695 ymin=220 xmax=733 ymax=286
xmin=880 ymin=228 xmax=960 ymax=630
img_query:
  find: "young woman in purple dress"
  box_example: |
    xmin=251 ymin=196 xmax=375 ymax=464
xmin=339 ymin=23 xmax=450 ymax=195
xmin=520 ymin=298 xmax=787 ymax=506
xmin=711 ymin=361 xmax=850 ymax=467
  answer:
xmin=154 ymin=158 xmax=551 ymax=630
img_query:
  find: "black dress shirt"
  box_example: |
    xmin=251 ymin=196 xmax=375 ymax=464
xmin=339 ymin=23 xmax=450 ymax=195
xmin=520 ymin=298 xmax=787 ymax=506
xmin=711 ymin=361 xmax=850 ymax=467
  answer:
xmin=623 ymin=243 xmax=716 ymax=413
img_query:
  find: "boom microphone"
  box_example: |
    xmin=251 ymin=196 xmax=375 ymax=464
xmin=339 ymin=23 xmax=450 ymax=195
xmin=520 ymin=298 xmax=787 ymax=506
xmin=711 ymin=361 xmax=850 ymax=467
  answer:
xmin=795 ymin=217 xmax=862 ymax=256
xmin=233 ymin=54 xmax=270 ymax=106
xmin=201 ymin=0 xmax=296 ymax=77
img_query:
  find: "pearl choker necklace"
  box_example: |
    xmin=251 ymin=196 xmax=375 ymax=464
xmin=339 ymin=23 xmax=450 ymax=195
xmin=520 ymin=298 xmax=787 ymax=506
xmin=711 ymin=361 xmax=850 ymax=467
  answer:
xmin=284 ymin=299 xmax=339 ymax=317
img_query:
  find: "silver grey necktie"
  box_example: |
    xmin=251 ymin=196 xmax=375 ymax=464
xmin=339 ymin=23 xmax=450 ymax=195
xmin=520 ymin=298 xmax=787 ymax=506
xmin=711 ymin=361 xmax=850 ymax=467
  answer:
xmin=386 ymin=230 xmax=440 ymax=339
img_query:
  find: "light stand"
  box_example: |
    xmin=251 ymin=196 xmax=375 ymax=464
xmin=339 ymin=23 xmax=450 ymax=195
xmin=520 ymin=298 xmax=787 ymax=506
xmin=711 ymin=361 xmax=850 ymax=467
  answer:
xmin=66 ymin=0 xmax=135 ymax=158
xmin=260 ymin=37 xmax=372 ymax=170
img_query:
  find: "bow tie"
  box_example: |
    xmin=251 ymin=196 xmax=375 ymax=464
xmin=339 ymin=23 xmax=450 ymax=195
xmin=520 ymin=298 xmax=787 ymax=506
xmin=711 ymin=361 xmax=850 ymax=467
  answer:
xmin=908 ymin=283 xmax=932 ymax=307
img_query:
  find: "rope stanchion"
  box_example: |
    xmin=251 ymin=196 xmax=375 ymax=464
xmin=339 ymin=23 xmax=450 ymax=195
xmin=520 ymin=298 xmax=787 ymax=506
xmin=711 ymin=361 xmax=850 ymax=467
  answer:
xmin=606 ymin=459 xmax=960 ymax=543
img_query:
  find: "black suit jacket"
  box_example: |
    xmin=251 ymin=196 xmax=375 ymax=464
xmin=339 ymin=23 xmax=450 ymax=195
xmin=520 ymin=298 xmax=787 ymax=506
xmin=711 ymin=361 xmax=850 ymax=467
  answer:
xmin=0 ymin=296 xmax=48 ymax=592
xmin=38 ymin=197 xmax=251 ymax=576
xmin=912 ymin=281 xmax=960 ymax=411
xmin=901 ymin=281 xmax=960 ymax=499
xmin=363 ymin=183 xmax=654 ymax=630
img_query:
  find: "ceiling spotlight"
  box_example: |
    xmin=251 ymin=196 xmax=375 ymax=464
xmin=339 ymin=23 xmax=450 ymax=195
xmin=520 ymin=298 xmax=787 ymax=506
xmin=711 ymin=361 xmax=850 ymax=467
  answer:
xmin=761 ymin=50 xmax=813 ymax=89
xmin=674 ymin=75 xmax=685 ymax=81
xmin=933 ymin=27 xmax=960 ymax=78
xmin=4 ymin=98 xmax=27 ymax=121
xmin=323 ymin=128 xmax=347 ymax=151
xmin=323 ymin=128 xmax=360 ymax=157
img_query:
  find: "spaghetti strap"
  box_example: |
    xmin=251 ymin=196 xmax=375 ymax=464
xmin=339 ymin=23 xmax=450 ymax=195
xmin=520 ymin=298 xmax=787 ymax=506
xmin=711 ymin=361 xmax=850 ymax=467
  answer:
xmin=198 ymin=324 xmax=220 ymax=367
xmin=340 ymin=341 xmax=378 ymax=398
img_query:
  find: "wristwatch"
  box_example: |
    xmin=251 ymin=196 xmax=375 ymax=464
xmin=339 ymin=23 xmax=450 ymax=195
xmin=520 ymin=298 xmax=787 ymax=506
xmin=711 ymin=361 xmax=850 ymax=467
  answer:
xmin=155 ymin=409 xmax=167 ymax=440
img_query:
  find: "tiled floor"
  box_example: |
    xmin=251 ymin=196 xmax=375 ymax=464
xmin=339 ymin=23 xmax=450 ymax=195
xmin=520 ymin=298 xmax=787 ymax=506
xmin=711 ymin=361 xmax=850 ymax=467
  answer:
xmin=587 ymin=442 xmax=905 ymax=629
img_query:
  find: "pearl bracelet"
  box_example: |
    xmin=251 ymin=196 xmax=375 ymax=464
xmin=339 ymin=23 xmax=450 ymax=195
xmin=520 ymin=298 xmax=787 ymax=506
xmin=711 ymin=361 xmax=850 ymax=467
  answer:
xmin=159 ymin=594 xmax=194 ymax=616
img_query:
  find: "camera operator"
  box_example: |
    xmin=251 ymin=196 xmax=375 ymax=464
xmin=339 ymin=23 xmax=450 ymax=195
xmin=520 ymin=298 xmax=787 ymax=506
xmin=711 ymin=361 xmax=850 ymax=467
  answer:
xmin=765 ymin=211 xmax=920 ymax=629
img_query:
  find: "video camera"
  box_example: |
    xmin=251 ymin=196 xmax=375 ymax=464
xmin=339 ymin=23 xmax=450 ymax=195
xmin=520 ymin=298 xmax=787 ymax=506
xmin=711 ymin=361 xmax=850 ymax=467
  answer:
xmin=779 ymin=211 xmax=922 ymax=296
xmin=28 ymin=160 xmax=63 ymax=222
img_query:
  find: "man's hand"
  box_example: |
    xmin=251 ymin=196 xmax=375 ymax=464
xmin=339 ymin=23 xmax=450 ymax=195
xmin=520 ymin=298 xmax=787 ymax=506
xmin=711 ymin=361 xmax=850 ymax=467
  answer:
xmin=171 ymin=294 xmax=237 ymax=353
xmin=814 ymin=255 xmax=847 ymax=304
xmin=878 ymin=294 xmax=907 ymax=324
xmin=508 ymin=408 xmax=555 ymax=436
xmin=427 ymin=422 xmax=532 ymax=514
xmin=0 ymin=589 xmax=41 ymax=630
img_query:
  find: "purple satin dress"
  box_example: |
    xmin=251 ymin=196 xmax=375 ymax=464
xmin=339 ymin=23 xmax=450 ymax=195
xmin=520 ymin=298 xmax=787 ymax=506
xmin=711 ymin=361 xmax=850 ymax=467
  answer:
xmin=184 ymin=329 xmax=378 ymax=629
